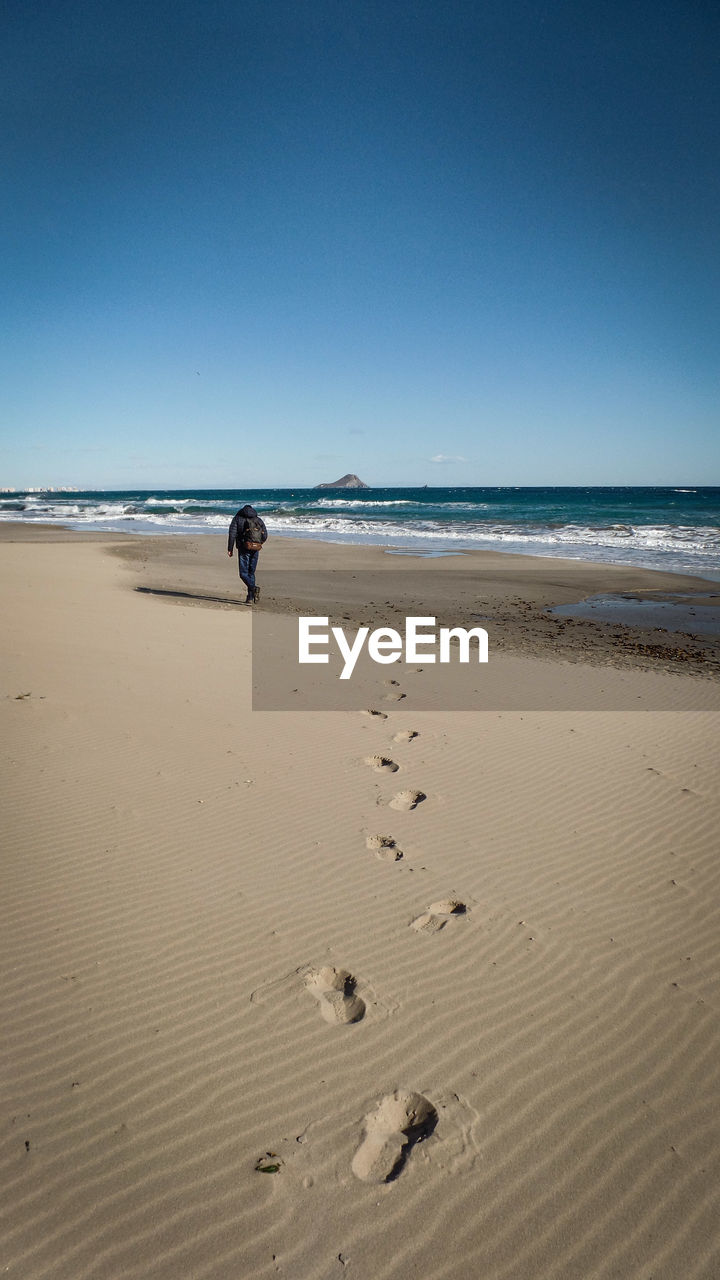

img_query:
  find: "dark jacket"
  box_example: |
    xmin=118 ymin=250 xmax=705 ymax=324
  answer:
xmin=228 ymin=504 xmax=268 ymax=553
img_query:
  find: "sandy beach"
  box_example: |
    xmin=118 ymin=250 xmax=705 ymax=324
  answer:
xmin=2 ymin=526 xmax=720 ymax=1280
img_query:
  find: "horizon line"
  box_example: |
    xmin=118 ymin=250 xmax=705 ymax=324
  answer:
xmin=3 ymin=483 xmax=717 ymax=492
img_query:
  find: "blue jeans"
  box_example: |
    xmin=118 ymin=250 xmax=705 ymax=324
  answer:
xmin=237 ymin=548 xmax=259 ymax=595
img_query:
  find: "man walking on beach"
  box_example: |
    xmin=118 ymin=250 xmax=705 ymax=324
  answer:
xmin=227 ymin=504 xmax=268 ymax=604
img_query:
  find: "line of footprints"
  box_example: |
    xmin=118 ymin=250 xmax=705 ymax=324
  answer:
xmin=299 ymin=678 xmax=467 ymax=1186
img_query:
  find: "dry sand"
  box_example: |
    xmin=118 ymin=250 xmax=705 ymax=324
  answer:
xmin=2 ymin=528 xmax=720 ymax=1279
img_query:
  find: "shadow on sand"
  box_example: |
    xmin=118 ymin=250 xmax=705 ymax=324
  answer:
xmin=135 ymin=586 xmax=241 ymax=608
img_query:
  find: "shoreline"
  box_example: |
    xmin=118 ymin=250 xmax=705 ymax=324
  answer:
xmin=2 ymin=483 xmax=717 ymax=583
xmin=2 ymin=515 xmax=719 ymax=585
xmin=3 ymin=521 xmax=716 ymax=677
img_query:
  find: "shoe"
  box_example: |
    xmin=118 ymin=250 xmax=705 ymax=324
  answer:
xmin=253 ymin=585 xmax=260 ymax=602
xmin=244 ymin=594 xmax=253 ymax=605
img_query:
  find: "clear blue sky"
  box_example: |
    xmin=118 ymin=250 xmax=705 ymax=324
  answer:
xmin=2 ymin=0 xmax=718 ymax=488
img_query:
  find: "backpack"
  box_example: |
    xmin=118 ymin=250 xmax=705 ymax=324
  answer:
xmin=243 ymin=516 xmax=266 ymax=551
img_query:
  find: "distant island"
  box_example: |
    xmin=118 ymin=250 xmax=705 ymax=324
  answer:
xmin=315 ymin=473 xmax=369 ymax=489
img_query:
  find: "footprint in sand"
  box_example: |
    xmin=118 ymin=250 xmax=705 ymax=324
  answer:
xmin=383 ymin=690 xmax=406 ymax=702
xmin=389 ymin=789 xmax=426 ymax=811
xmin=352 ymin=1090 xmax=437 ymax=1183
xmin=393 ymin=729 xmax=419 ymax=743
xmin=364 ymin=755 xmax=400 ymax=774
xmin=366 ymin=834 xmax=403 ymax=862
xmin=362 ymin=709 xmax=388 ymax=720
xmin=304 ymin=967 xmax=366 ymax=1025
xmin=410 ymin=899 xmax=466 ymax=933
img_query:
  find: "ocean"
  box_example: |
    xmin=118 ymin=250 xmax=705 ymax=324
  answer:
xmin=2 ymin=486 xmax=719 ymax=579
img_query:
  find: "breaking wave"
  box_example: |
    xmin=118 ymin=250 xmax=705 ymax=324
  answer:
xmin=1 ymin=487 xmax=717 ymax=577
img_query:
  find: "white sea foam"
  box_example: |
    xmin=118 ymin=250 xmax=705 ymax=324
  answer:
xmin=310 ymin=498 xmax=416 ymax=508
xmin=258 ymin=514 xmax=720 ymax=576
xmin=1 ymin=492 xmax=717 ymax=577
